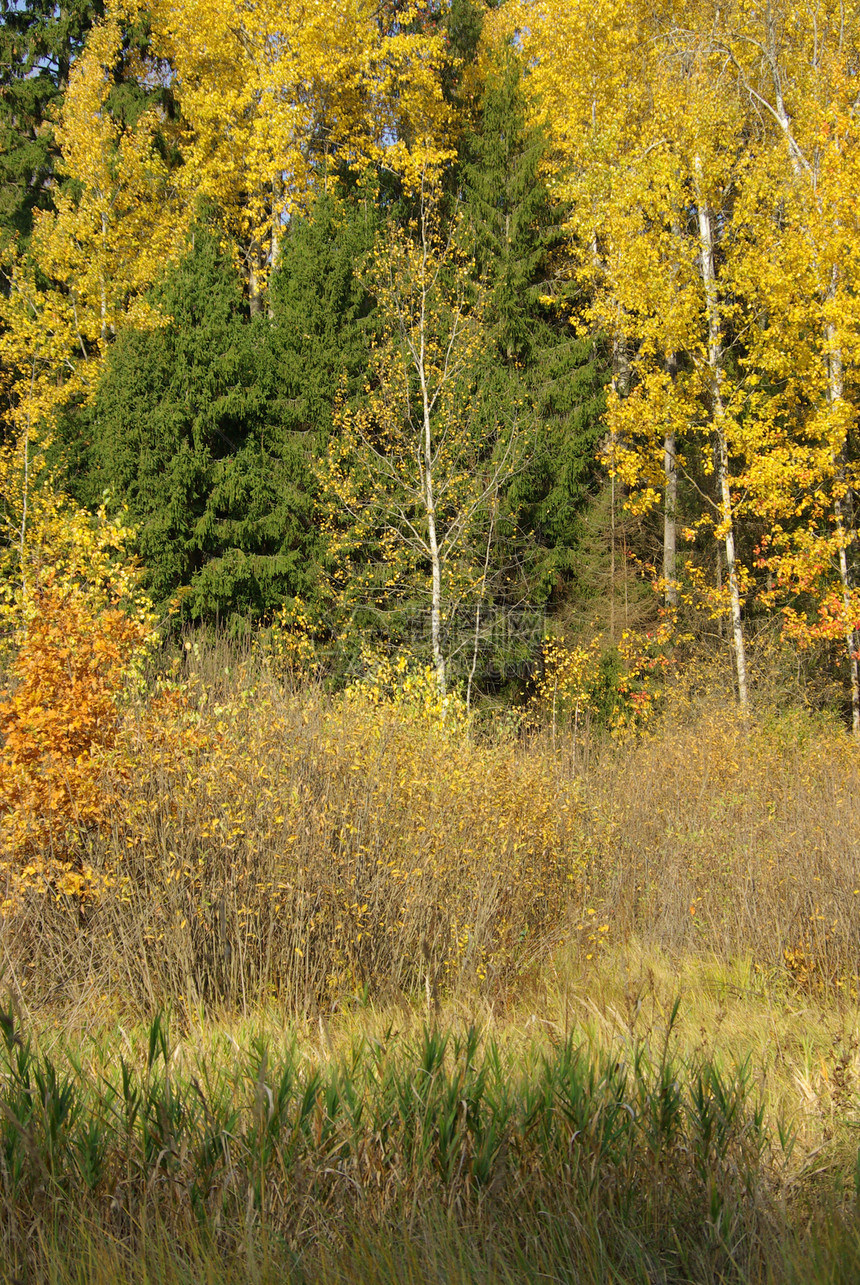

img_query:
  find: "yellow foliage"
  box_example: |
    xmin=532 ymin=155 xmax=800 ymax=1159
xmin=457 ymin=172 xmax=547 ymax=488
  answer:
xmin=533 ymin=620 xmax=677 ymax=740
xmin=348 ymin=647 xmax=469 ymax=727
xmin=0 ymin=419 xmax=154 ymax=908
xmin=143 ymin=0 xmax=454 ymax=287
xmin=265 ymin=597 xmax=324 ymax=686
xmin=0 ymin=440 xmax=153 ymax=648
xmin=536 ymin=635 xmax=603 ymax=719
xmin=104 ymin=673 xmax=586 ymax=999
xmin=0 ymin=10 xmax=185 ymax=461
xmin=501 ymin=0 xmax=860 ymax=715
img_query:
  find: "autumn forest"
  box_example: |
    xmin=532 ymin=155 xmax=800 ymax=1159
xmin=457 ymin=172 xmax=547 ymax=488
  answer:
xmin=2 ymin=2 xmax=860 ymax=1283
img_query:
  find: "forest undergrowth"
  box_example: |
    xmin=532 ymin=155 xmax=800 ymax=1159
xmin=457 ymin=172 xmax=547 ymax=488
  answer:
xmin=2 ymin=637 xmax=860 ymax=1283
xmin=2 ymin=634 xmax=857 ymax=1016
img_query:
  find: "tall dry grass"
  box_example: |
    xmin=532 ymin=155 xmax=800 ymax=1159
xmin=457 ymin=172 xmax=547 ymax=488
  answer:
xmin=1 ymin=638 xmax=858 ymax=1016
xmin=0 ymin=1008 xmax=792 ymax=1285
xmin=2 ymin=643 xmax=585 ymax=1014
xmin=2 ymin=637 xmax=860 ymax=1284
xmin=574 ymin=693 xmax=860 ymax=991
xmin=3 ymin=991 xmax=860 ymax=1285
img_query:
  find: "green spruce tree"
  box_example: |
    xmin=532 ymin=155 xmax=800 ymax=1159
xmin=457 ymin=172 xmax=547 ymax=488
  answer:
xmin=67 ymin=224 xmax=306 ymax=625
xmin=263 ymin=189 xmax=377 ymax=451
xmin=64 ymin=195 xmax=377 ymax=627
xmin=0 ymin=0 xmax=103 ymax=252
xmin=85 ymin=226 xmax=259 ymax=616
xmin=254 ymin=188 xmax=379 ymax=626
xmin=462 ymin=46 xmax=608 ymax=634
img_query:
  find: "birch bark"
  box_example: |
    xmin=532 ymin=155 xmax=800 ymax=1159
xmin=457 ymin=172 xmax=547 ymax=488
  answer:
xmin=694 ymin=155 xmax=749 ymax=710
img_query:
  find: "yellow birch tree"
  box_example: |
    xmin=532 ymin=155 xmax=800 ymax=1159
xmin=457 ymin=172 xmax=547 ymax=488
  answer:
xmin=145 ymin=0 xmax=454 ymax=310
xmin=499 ymin=0 xmax=860 ymax=724
xmin=320 ymin=173 xmax=520 ymax=695
xmin=722 ymin=0 xmax=860 ymax=733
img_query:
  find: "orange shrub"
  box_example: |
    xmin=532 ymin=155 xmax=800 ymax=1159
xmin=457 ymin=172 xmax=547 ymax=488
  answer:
xmin=0 ymin=575 xmax=149 ymax=901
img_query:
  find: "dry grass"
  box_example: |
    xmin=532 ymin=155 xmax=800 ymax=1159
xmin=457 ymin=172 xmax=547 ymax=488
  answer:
xmin=573 ymin=691 xmax=860 ymax=991
xmin=2 ymin=637 xmax=860 ymax=1281
xmin=3 ymin=964 xmax=860 ymax=1285
xmin=2 ymin=640 xmax=858 ymax=1020
xmin=2 ymin=645 xmax=585 ymax=1016
xmin=0 ymin=998 xmax=812 ymax=1285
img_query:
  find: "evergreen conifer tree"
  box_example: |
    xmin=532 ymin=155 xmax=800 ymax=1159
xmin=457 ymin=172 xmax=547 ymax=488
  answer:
xmin=0 ymin=0 xmax=102 ymax=251
xmin=67 ymin=197 xmax=377 ymax=627
xmin=253 ymin=189 xmax=379 ymax=624
xmin=86 ymin=227 xmax=257 ymax=615
xmin=68 ymin=225 xmax=305 ymax=624
xmin=463 ymin=49 xmax=608 ymax=611
xmin=263 ymin=190 xmax=377 ymax=451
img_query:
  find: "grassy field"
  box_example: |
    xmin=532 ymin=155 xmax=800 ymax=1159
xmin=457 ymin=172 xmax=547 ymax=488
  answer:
xmin=2 ymin=645 xmax=860 ymax=1282
xmin=4 ymin=959 xmax=860 ymax=1284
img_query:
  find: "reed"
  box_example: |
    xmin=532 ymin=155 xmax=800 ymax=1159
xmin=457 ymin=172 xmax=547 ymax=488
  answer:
xmin=0 ymin=1007 xmax=787 ymax=1284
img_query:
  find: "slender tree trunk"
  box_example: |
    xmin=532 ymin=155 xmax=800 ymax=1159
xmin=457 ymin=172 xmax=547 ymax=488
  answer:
xmin=609 ymin=328 xmax=631 ymax=645
xmin=269 ymin=181 xmax=283 ymax=321
xmin=622 ymin=510 xmax=629 ymax=631
xmin=715 ymin=418 xmax=749 ymax=711
xmin=756 ymin=43 xmax=859 ymax=732
xmin=423 ymin=390 xmax=445 ymax=695
xmin=246 ymin=231 xmax=266 ymax=318
xmin=414 ymin=230 xmax=446 ymax=695
xmin=100 ymin=212 xmax=108 ymax=341
xmin=663 ymin=428 xmax=679 ymax=609
xmin=610 ymin=470 xmax=616 ymax=644
xmin=248 ymin=256 xmax=264 ymax=318
xmin=268 ymin=223 xmax=279 ymax=321
xmin=694 ymin=156 xmax=748 ymax=712
xmin=663 ymin=352 xmax=679 ymax=609
xmin=826 ymin=314 xmax=860 ymax=736
xmin=466 ymin=498 xmax=496 ymax=713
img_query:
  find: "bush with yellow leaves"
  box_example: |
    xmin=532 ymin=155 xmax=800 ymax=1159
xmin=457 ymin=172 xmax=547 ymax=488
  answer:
xmin=533 ymin=618 xmax=678 ymax=746
xmin=263 ymin=596 xmax=324 ymax=688
xmin=348 ymin=646 xmax=469 ymax=726
xmin=43 ymin=657 xmax=587 ymax=1010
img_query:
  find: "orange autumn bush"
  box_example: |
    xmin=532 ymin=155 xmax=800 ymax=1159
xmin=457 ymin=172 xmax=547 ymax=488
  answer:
xmin=0 ymin=575 xmax=149 ymax=901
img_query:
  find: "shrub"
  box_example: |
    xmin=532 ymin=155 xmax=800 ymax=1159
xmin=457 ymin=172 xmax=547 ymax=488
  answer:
xmin=0 ymin=575 xmax=150 ymax=903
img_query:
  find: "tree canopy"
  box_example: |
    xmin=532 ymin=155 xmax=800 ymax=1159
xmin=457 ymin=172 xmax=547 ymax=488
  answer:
xmin=2 ymin=0 xmax=859 ymax=722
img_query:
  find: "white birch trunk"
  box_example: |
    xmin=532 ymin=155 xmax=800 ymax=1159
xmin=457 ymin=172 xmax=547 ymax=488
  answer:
xmin=663 ymin=353 xmax=679 ymax=610
xmin=663 ymin=426 xmax=679 ymax=609
xmin=415 ymin=206 xmax=446 ymax=696
xmin=422 ymin=387 xmax=446 ymax=696
xmin=100 ymin=212 xmax=108 ymax=341
xmin=609 ymin=470 xmax=616 ymax=644
xmin=248 ymin=251 xmax=263 ymax=318
xmin=757 ymin=40 xmax=859 ymax=731
xmin=608 ymin=329 xmax=629 ymax=645
xmin=826 ymin=318 xmax=860 ymax=736
xmin=694 ymin=156 xmax=749 ymax=712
